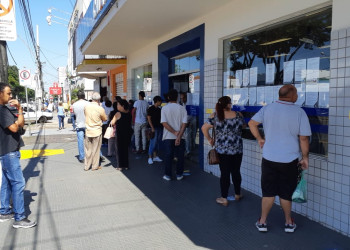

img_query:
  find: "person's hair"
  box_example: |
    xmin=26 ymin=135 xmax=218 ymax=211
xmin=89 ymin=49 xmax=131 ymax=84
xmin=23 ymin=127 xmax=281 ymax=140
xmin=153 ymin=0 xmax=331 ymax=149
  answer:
xmin=128 ymin=99 xmax=134 ymax=105
xmin=91 ymin=92 xmax=101 ymax=101
xmin=139 ymin=91 xmax=145 ymax=98
xmin=167 ymin=89 xmax=178 ymax=102
xmin=102 ymin=96 xmax=109 ymax=102
xmin=112 ymin=101 xmax=118 ymax=111
xmin=115 ymin=96 xmax=122 ymax=102
xmin=215 ymin=96 xmax=231 ymax=121
xmin=153 ymin=96 xmax=162 ymax=103
xmin=59 ymin=102 xmax=63 ymax=106
xmin=77 ymin=90 xmax=85 ymax=100
xmin=279 ymin=84 xmax=296 ymax=98
xmin=105 ymin=100 xmax=112 ymax=108
xmin=0 ymin=82 xmax=10 ymax=92
xmin=71 ymin=100 xmax=75 ymax=104
xmin=117 ymin=99 xmax=129 ymax=111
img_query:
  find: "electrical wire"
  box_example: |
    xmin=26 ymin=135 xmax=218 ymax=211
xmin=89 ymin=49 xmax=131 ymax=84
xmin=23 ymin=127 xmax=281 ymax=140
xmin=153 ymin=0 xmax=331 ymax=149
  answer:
xmin=6 ymin=44 xmax=17 ymax=66
xmin=40 ymin=49 xmax=59 ymax=71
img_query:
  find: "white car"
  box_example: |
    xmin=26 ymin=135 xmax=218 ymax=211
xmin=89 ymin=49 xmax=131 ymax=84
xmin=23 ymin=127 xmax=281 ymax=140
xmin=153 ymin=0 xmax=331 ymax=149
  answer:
xmin=23 ymin=107 xmax=53 ymax=123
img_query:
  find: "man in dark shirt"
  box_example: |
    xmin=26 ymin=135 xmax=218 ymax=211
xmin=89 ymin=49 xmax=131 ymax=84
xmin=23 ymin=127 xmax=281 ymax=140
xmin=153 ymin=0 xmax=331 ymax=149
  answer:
xmin=0 ymin=82 xmax=36 ymax=229
xmin=147 ymin=96 xmax=163 ymax=164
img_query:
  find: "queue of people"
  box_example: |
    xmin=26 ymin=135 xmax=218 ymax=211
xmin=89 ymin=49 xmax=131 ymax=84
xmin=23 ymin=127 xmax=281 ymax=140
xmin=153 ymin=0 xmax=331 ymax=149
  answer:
xmin=0 ymin=83 xmax=311 ymax=234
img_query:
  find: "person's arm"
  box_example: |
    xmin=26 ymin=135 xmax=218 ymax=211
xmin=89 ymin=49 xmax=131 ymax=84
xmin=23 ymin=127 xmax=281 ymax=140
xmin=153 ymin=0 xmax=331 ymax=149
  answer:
xmin=201 ymin=123 xmax=214 ymax=147
xmin=147 ymin=115 xmax=154 ymax=131
xmin=299 ymin=135 xmax=310 ymax=170
xmin=162 ymin=122 xmax=178 ymax=136
xmin=132 ymin=108 xmax=136 ymax=124
xmin=175 ymin=122 xmax=187 ymax=146
xmin=248 ymin=119 xmax=265 ymax=148
xmin=101 ymin=109 xmax=108 ymax=122
xmin=110 ymin=112 xmax=121 ymax=126
xmin=7 ymin=100 xmax=24 ymax=132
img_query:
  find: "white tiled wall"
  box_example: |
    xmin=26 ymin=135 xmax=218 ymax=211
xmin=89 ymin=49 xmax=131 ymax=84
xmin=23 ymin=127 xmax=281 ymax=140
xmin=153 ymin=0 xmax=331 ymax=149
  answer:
xmin=202 ymin=27 xmax=350 ymax=237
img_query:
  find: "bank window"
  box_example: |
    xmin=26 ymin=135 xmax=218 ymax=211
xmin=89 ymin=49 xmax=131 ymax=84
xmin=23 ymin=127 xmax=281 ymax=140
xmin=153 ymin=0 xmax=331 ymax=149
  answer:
xmin=223 ymin=8 xmax=331 ymax=156
xmin=170 ymin=50 xmax=200 ymax=74
xmin=133 ymin=64 xmax=152 ymax=94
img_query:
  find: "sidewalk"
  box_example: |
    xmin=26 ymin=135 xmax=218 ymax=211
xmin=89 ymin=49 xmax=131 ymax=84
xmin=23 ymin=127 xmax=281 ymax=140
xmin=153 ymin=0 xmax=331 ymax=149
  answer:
xmin=0 ymin=125 xmax=350 ymax=249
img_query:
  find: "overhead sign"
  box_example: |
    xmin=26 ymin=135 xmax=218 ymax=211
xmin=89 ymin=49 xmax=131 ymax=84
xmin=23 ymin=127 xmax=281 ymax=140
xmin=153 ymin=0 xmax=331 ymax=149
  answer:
xmin=49 ymin=83 xmax=61 ymax=95
xmin=18 ymin=69 xmax=31 ymax=86
xmin=0 ymin=0 xmax=17 ymax=41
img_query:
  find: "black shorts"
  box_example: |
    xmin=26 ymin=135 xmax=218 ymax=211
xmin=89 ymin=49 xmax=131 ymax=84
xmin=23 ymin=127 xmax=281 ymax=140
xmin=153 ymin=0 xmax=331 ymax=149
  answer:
xmin=261 ymin=158 xmax=299 ymax=201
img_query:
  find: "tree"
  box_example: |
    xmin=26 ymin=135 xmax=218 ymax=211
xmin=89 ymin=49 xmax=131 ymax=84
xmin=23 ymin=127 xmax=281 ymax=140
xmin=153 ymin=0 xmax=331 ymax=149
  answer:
xmin=7 ymin=65 xmax=35 ymax=101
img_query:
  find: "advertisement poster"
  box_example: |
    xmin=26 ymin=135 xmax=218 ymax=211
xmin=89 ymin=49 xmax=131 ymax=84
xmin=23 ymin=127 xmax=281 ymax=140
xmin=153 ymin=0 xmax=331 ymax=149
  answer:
xmin=249 ymin=67 xmax=258 ymax=86
xmin=243 ymin=69 xmax=250 ymax=87
xmin=283 ymin=61 xmax=294 ymax=84
xmin=295 ymin=59 xmax=307 ymax=82
xmin=249 ymin=87 xmax=257 ymax=106
xmin=266 ymin=63 xmax=275 ymax=84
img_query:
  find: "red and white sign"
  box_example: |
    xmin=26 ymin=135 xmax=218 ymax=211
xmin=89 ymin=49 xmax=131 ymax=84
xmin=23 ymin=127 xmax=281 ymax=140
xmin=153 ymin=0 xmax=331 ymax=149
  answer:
xmin=18 ymin=69 xmax=31 ymax=86
xmin=49 ymin=82 xmax=62 ymax=95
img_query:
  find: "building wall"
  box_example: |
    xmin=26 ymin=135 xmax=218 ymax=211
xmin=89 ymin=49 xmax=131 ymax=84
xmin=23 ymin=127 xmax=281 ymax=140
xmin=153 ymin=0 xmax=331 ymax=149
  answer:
xmin=110 ymin=65 xmax=127 ymax=101
xmin=124 ymin=0 xmax=350 ymax=236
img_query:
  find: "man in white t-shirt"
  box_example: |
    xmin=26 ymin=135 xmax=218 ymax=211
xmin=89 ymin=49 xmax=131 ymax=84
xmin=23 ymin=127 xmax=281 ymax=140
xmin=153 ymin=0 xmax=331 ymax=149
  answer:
xmin=133 ymin=91 xmax=149 ymax=153
xmin=161 ymin=89 xmax=187 ymax=181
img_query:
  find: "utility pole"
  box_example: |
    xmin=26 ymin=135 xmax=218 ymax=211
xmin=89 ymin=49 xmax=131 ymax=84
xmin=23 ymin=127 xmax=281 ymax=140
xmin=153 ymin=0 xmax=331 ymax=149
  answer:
xmin=0 ymin=41 xmax=8 ymax=83
xmin=36 ymin=25 xmax=44 ymax=100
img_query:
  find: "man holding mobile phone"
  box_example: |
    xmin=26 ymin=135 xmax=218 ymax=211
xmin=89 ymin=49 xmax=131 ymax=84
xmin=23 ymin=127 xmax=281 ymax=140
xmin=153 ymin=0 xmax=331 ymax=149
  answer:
xmin=0 ymin=82 xmax=36 ymax=229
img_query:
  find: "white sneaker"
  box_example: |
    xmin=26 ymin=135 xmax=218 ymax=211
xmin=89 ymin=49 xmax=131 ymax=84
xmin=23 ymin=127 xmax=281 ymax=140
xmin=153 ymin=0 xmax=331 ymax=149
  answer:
xmin=153 ymin=156 xmax=163 ymax=162
xmin=148 ymin=158 xmax=153 ymax=165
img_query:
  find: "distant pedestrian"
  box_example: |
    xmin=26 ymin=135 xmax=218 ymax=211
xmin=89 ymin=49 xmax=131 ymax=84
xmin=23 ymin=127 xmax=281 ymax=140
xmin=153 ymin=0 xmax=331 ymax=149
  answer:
xmin=133 ymin=91 xmax=149 ymax=153
xmin=248 ymin=84 xmax=311 ymax=233
xmin=110 ymin=99 xmax=132 ymax=171
xmin=201 ymin=96 xmax=245 ymax=207
xmin=70 ymin=100 xmax=76 ymax=131
xmin=57 ymin=102 xmax=65 ymax=130
xmin=147 ymin=96 xmax=163 ymax=165
xmin=72 ymin=91 xmax=89 ymax=163
xmin=47 ymin=101 xmax=53 ymax=112
xmin=102 ymin=100 xmax=113 ymax=145
xmin=84 ymin=92 xmax=107 ymax=171
xmin=0 ymin=82 xmax=36 ymax=228
xmin=63 ymin=102 xmax=69 ymax=117
xmin=161 ymin=89 xmax=187 ymax=181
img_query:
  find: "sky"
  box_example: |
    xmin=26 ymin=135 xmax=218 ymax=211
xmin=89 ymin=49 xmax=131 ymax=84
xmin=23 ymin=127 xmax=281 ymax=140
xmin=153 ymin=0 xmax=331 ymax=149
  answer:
xmin=6 ymin=0 xmax=74 ymax=91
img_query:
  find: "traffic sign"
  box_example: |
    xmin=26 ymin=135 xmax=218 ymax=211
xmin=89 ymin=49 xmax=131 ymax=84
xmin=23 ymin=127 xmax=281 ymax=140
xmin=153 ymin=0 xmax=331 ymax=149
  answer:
xmin=18 ymin=69 xmax=32 ymax=86
xmin=0 ymin=0 xmax=17 ymax=41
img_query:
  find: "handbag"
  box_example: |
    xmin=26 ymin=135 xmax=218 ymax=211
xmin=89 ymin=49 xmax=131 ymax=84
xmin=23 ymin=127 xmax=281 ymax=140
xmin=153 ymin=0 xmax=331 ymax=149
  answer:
xmin=292 ymin=169 xmax=307 ymax=203
xmin=104 ymin=124 xmax=115 ymax=139
xmin=207 ymin=117 xmax=220 ymax=165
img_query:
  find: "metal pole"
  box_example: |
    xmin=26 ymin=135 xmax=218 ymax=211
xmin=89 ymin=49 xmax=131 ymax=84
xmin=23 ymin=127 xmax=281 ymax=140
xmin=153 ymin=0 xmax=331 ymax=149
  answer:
xmin=25 ymin=86 xmax=31 ymax=135
xmin=0 ymin=41 xmax=8 ymax=83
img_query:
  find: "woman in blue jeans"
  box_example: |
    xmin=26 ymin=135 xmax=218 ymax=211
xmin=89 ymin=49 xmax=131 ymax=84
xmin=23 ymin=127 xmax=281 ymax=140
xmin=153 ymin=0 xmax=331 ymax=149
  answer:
xmin=147 ymin=96 xmax=163 ymax=165
xmin=57 ymin=102 xmax=65 ymax=130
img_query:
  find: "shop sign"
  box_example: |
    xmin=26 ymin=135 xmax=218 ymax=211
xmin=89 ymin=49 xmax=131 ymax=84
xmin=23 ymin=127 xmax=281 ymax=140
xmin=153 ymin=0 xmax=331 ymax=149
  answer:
xmin=0 ymin=0 xmax=17 ymax=41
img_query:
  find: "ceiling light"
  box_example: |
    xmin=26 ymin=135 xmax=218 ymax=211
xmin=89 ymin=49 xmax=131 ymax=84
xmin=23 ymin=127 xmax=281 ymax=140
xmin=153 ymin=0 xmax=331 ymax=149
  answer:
xmin=230 ymin=37 xmax=242 ymax=42
xmin=267 ymin=53 xmax=290 ymax=58
xmin=230 ymin=51 xmax=240 ymax=54
xmin=260 ymin=38 xmax=292 ymax=46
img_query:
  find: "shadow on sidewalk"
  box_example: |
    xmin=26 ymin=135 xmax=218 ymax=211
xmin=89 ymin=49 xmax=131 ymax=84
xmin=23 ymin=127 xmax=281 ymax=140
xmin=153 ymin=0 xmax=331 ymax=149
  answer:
xmin=111 ymin=149 xmax=350 ymax=249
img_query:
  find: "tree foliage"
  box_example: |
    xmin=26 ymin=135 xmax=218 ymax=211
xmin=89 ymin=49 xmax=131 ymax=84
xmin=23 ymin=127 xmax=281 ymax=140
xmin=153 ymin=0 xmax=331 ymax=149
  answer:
xmin=7 ymin=65 xmax=35 ymax=101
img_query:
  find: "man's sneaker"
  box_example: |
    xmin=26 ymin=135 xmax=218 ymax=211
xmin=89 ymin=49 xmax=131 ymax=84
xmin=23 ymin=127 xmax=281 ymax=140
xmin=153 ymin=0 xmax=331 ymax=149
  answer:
xmin=176 ymin=175 xmax=183 ymax=181
xmin=0 ymin=213 xmax=14 ymax=222
xmin=148 ymin=158 xmax=153 ymax=165
xmin=153 ymin=156 xmax=163 ymax=162
xmin=163 ymin=175 xmax=171 ymax=181
xmin=255 ymin=219 xmax=268 ymax=232
xmin=13 ymin=218 xmax=36 ymax=229
xmin=285 ymin=219 xmax=297 ymax=233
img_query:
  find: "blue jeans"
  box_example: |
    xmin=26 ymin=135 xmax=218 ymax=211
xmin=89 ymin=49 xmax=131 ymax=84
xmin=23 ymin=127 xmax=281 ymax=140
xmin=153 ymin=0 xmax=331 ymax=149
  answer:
xmin=148 ymin=127 xmax=163 ymax=156
xmin=163 ymin=139 xmax=185 ymax=177
xmin=0 ymin=151 xmax=26 ymax=221
xmin=58 ymin=115 xmax=65 ymax=128
xmin=76 ymin=128 xmax=85 ymax=161
xmin=71 ymin=114 xmax=76 ymax=130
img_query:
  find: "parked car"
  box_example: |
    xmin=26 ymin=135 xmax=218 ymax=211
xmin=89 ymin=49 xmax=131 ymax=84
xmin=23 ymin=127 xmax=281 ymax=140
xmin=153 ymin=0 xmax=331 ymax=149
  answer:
xmin=22 ymin=107 xmax=53 ymax=123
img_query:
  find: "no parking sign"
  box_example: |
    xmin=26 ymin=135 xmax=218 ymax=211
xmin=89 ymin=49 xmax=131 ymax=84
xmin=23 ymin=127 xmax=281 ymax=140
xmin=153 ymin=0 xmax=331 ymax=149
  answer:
xmin=19 ymin=69 xmax=31 ymax=86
